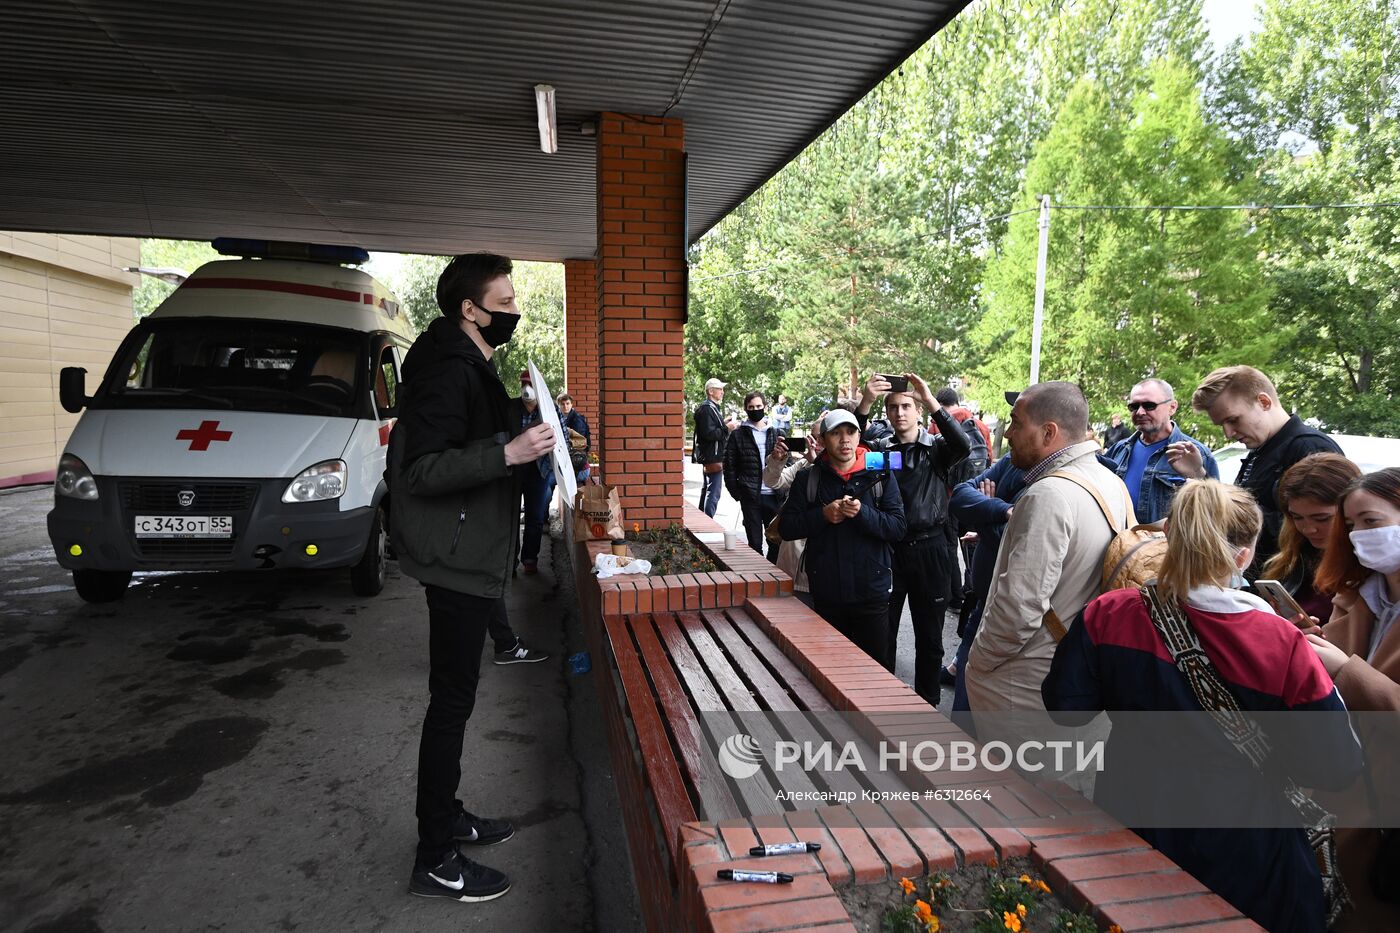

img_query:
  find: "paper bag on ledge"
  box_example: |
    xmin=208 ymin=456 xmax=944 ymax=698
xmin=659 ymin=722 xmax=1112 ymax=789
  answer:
xmin=574 ymin=483 xmax=624 ymax=542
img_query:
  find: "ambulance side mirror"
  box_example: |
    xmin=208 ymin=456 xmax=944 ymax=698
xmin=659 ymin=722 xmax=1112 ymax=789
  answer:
xmin=59 ymin=367 xmax=89 ymax=413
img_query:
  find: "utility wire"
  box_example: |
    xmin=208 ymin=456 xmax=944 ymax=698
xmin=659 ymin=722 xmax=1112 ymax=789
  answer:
xmin=688 ymin=200 xmax=1400 ymax=282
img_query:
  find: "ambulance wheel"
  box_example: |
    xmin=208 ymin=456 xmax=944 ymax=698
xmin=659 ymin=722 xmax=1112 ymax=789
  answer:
xmin=73 ymin=569 xmax=131 ymax=603
xmin=350 ymin=506 xmax=387 ymax=597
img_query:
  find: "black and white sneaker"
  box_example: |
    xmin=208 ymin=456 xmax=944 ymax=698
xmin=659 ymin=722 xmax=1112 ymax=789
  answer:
xmin=493 ymin=638 xmax=549 ymax=665
xmin=452 ymin=802 xmax=515 ymax=846
xmin=409 ymin=848 xmax=510 ymax=902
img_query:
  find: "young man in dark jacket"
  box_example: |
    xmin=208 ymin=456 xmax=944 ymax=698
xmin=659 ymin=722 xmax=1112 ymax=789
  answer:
xmin=723 ymin=390 xmax=781 ymax=561
xmin=1182 ymin=365 xmax=1341 ymax=575
xmin=387 ymin=253 xmax=556 ymax=904
xmin=778 ymin=409 xmax=906 ymax=664
xmin=857 ymin=373 xmax=970 ymax=705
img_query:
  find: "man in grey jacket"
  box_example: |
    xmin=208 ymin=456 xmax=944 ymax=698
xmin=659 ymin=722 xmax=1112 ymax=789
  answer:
xmin=966 ymin=382 xmax=1132 ymax=713
xmin=388 ymin=253 xmax=555 ymax=904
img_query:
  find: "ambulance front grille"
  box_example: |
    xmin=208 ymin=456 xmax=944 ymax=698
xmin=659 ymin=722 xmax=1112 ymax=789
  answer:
xmin=119 ymin=482 xmax=257 ymax=512
xmin=134 ymin=539 xmax=238 ymax=560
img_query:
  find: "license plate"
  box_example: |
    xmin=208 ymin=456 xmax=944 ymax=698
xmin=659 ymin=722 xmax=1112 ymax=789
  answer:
xmin=134 ymin=515 xmax=234 ymax=538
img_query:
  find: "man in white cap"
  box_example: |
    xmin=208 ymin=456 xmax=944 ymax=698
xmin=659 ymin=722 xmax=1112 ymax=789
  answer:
xmin=693 ymin=377 xmax=736 ymax=517
xmin=777 ymin=409 xmax=907 ymax=664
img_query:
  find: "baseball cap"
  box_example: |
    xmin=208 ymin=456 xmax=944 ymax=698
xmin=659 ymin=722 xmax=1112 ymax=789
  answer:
xmin=704 ymin=378 xmax=727 ymax=390
xmin=1004 ymin=390 xmax=1022 ymax=407
xmin=520 ymin=370 xmax=532 ymax=384
xmin=820 ymin=409 xmax=860 ymax=435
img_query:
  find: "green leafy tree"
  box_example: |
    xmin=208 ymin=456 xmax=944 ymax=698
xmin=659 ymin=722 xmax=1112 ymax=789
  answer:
xmin=972 ymin=59 xmax=1274 ymax=439
xmin=1224 ymin=0 xmax=1400 ymax=435
xmin=133 ymin=239 xmax=222 ymax=318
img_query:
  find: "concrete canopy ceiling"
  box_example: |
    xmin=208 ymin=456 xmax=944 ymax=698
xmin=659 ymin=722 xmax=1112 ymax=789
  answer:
xmin=1 ymin=1 xmax=968 ymax=261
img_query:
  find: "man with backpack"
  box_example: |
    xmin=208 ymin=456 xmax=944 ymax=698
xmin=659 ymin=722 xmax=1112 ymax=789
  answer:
xmin=723 ymin=390 xmax=782 ymax=561
xmin=777 ymin=409 xmax=906 ymax=664
xmin=856 ymin=373 xmax=970 ymax=705
xmin=966 ymin=382 xmax=1132 ymax=713
xmin=1179 ymin=366 xmax=1341 ymax=574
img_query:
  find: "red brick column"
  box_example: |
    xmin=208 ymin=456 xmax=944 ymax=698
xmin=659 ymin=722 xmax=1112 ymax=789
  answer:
xmin=563 ymin=258 xmax=599 ymax=429
xmin=595 ymin=112 xmax=686 ymax=528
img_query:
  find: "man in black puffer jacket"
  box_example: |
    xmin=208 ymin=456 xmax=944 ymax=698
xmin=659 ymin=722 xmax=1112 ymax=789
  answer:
xmin=387 ymin=253 xmax=556 ymax=906
xmin=778 ymin=409 xmax=906 ymax=664
xmin=723 ymin=390 xmax=782 ymax=561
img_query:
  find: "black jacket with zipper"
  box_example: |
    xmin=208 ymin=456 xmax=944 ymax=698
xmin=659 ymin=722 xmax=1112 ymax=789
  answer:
xmin=777 ymin=454 xmax=907 ymax=604
xmin=693 ymin=399 xmax=728 ymax=465
xmin=387 ymin=315 xmax=520 ymax=597
xmin=860 ymin=407 xmax=970 ymax=539
xmin=723 ymin=422 xmax=778 ymax=503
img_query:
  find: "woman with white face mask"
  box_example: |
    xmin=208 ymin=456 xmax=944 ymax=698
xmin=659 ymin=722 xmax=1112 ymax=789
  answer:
xmin=1310 ymin=466 xmax=1400 ymax=932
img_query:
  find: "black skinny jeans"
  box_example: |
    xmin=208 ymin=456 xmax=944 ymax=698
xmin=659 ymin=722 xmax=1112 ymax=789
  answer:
xmin=416 ymin=584 xmax=494 ymax=863
xmin=739 ymin=492 xmax=781 ymax=563
xmin=886 ymin=536 xmax=953 ymax=705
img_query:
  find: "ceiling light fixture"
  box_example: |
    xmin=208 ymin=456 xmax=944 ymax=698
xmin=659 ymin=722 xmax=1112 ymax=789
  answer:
xmin=534 ymin=84 xmax=557 ymax=154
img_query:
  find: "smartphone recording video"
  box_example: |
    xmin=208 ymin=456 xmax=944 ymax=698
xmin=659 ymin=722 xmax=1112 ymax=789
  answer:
xmin=786 ymin=436 xmax=808 ymax=453
xmin=878 ymin=373 xmax=910 ymax=393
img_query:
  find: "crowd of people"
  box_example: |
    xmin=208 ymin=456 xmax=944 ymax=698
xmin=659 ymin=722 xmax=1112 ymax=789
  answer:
xmin=694 ymin=364 xmax=1400 ymax=933
xmin=378 ymin=249 xmax=1396 ymax=931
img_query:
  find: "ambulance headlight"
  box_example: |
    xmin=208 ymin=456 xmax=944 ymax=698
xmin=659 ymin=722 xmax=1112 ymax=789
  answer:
xmin=282 ymin=460 xmax=347 ymax=503
xmin=56 ymin=454 xmax=99 ymax=501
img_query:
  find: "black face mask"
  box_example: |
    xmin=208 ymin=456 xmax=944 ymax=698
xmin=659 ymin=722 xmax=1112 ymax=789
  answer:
xmin=473 ymin=303 xmax=520 ymax=348
xmin=746 ymin=408 xmax=766 ymax=422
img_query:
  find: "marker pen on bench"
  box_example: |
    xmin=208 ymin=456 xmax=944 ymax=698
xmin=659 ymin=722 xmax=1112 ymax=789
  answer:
xmin=717 ymin=869 xmax=794 ymax=884
xmin=749 ymin=842 xmax=821 ymax=857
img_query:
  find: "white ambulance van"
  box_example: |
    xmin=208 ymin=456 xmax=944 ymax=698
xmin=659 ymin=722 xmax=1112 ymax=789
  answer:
xmin=47 ymin=239 xmax=413 ymax=602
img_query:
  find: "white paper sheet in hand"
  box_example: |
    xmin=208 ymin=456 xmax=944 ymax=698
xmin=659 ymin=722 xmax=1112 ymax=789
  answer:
xmin=528 ymin=360 xmax=577 ymax=504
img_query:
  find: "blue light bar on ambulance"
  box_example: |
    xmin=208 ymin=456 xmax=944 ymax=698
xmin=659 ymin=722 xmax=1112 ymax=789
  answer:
xmin=211 ymin=238 xmax=370 ymax=265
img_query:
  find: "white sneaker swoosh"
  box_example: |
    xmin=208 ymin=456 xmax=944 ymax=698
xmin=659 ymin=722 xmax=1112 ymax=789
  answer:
xmin=428 ymin=871 xmax=465 ymax=891
xmin=462 ymin=827 xmax=478 ymax=841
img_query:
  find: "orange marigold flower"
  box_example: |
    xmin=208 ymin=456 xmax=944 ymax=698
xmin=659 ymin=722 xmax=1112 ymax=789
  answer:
xmin=1019 ymin=874 xmax=1033 ymax=884
xmin=1037 ymin=880 xmax=1052 ymax=894
xmin=1016 ymin=904 xmax=1027 ymax=918
xmin=925 ymin=917 xmax=941 ymax=933
xmin=914 ymin=900 xmax=935 ymax=922
xmin=1109 ymin=927 xmax=1123 ymax=933
xmin=987 ymin=858 xmax=999 ymax=868
xmin=1003 ymin=911 xmax=1023 ymax=932
xmin=900 ymin=877 xmax=916 ymax=895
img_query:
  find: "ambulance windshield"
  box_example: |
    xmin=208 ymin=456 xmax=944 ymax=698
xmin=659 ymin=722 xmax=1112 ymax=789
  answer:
xmin=99 ymin=319 xmax=366 ymax=417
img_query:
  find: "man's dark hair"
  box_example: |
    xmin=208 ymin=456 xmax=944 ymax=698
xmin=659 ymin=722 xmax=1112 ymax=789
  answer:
xmin=436 ymin=253 xmax=513 ymax=318
xmin=935 ymin=387 xmax=960 ymax=407
xmin=1020 ymin=381 xmax=1089 ymax=433
xmin=744 ymin=391 xmax=766 ymax=407
xmin=833 ymin=398 xmax=860 ymax=413
xmin=556 ymin=392 xmax=573 ymax=404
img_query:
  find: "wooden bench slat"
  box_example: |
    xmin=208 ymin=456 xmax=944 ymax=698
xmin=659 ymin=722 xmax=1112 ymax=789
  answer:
xmin=727 ymin=608 xmax=835 ymax=712
xmin=628 ymin=613 xmax=744 ymax=823
xmin=651 ymin=612 xmax=788 ymax=818
xmin=700 ymin=609 xmax=801 ymax=714
xmin=676 ymin=610 xmax=761 ymax=713
xmin=601 ymin=613 xmax=698 ymax=858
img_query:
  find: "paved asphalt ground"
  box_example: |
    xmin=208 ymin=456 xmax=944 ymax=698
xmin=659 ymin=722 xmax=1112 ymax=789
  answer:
xmin=0 ymin=484 xmax=640 ymax=933
xmin=1 ymin=467 xmax=961 ymax=933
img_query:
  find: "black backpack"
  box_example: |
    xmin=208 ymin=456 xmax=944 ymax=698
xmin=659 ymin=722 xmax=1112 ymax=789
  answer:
xmin=948 ymin=416 xmax=989 ymax=487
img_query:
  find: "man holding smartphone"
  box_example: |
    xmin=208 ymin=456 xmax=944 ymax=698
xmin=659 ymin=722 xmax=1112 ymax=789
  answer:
xmin=857 ymin=372 xmax=971 ymax=706
xmin=777 ymin=409 xmax=906 ymax=664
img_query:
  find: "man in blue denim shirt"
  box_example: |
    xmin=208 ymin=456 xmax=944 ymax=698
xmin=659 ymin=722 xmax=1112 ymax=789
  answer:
xmin=1105 ymin=378 xmax=1218 ymax=524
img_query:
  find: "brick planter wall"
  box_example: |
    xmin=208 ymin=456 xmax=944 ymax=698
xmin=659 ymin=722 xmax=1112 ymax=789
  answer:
xmin=561 ymin=501 xmax=1260 ymax=933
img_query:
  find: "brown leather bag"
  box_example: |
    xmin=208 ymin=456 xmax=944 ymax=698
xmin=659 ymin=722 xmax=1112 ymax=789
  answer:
xmin=703 ymin=461 xmax=723 ymax=475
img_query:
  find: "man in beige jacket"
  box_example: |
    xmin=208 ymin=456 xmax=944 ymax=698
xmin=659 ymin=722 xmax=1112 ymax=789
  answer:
xmin=967 ymin=382 xmax=1134 ymax=712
